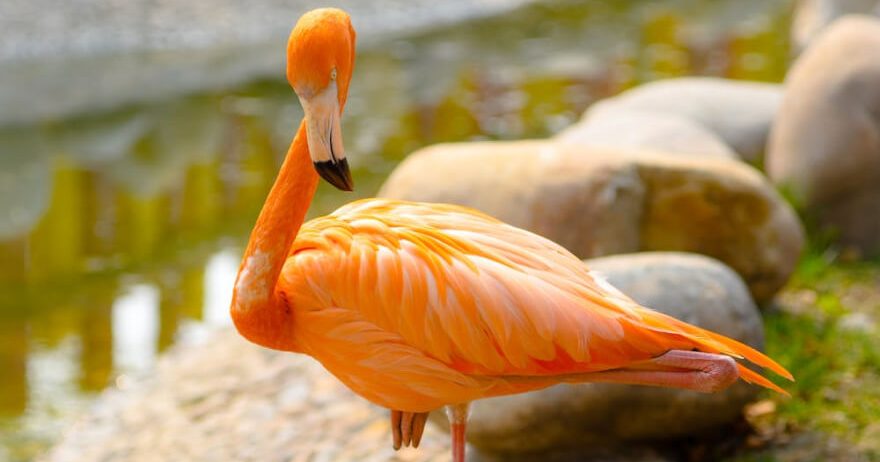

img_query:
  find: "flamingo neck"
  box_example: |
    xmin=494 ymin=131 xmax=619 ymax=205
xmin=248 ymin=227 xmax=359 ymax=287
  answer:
xmin=231 ymin=120 xmax=318 ymax=350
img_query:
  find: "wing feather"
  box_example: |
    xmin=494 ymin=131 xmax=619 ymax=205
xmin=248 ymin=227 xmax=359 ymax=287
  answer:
xmin=287 ymin=198 xmax=789 ymax=385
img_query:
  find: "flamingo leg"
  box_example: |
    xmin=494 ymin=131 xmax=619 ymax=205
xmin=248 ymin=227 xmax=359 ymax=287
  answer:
xmin=445 ymin=402 xmax=470 ymax=462
xmin=559 ymin=350 xmax=740 ymax=393
xmin=390 ymin=410 xmax=430 ymax=450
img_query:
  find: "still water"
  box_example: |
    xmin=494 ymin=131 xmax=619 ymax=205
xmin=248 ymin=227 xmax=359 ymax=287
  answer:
xmin=0 ymin=0 xmax=790 ymax=459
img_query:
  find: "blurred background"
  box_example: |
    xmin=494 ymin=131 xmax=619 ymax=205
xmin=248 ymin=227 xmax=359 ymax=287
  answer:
xmin=1 ymin=0 xmax=876 ymax=461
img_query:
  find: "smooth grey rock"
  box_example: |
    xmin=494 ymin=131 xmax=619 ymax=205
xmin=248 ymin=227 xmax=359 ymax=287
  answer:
xmin=584 ymin=78 xmax=783 ymax=163
xmin=817 ymin=189 xmax=880 ymax=256
xmin=767 ymin=15 xmax=880 ymax=256
xmin=380 ymin=140 xmax=803 ymax=302
xmin=459 ymin=252 xmax=766 ymax=457
xmin=792 ymin=0 xmax=880 ymax=52
xmin=556 ymin=110 xmax=737 ymax=160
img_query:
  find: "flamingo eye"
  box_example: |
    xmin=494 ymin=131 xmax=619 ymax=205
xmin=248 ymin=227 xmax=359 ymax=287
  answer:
xmin=330 ymin=68 xmax=337 ymax=81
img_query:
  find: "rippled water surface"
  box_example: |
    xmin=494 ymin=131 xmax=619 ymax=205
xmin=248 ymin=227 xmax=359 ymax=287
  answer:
xmin=0 ymin=1 xmax=791 ymax=459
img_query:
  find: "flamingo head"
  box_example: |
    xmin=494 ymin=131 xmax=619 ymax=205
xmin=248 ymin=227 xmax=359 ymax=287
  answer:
xmin=286 ymin=8 xmax=356 ymax=191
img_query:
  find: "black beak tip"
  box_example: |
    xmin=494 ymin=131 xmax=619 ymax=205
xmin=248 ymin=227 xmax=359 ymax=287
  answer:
xmin=314 ymin=159 xmax=354 ymax=192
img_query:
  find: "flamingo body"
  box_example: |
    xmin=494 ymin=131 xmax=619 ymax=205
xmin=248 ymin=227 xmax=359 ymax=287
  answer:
xmin=275 ymin=198 xmax=788 ymax=412
xmin=231 ymin=8 xmax=791 ymax=460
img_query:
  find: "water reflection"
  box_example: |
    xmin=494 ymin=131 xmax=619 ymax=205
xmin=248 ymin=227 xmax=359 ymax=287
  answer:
xmin=0 ymin=1 xmax=791 ymax=459
xmin=0 ymin=140 xmax=50 ymax=241
xmin=0 ymin=317 xmax=27 ymax=417
xmin=78 ymin=284 xmax=115 ymax=391
xmin=112 ymin=284 xmax=159 ymax=371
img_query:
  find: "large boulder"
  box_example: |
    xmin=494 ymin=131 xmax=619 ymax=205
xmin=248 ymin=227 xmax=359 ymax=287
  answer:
xmin=463 ymin=252 xmax=768 ymax=459
xmin=556 ymin=110 xmax=737 ymax=160
xmin=767 ymin=15 xmax=880 ymax=256
xmin=578 ymin=78 xmax=783 ymax=163
xmin=380 ymin=141 xmax=803 ymax=302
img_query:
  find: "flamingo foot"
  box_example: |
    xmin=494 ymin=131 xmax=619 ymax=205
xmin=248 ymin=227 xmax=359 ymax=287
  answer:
xmin=390 ymin=410 xmax=429 ymax=450
xmin=558 ymin=349 xmax=740 ymax=393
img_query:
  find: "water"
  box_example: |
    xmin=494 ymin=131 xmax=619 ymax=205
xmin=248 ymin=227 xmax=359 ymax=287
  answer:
xmin=0 ymin=1 xmax=791 ymax=460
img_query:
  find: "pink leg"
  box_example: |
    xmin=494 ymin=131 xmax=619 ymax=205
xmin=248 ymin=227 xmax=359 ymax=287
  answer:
xmin=445 ymin=402 xmax=470 ymax=462
xmin=390 ymin=410 xmax=430 ymax=450
xmin=560 ymin=350 xmax=740 ymax=393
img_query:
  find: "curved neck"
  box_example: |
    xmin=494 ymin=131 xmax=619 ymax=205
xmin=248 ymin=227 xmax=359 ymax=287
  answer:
xmin=231 ymin=120 xmax=318 ymax=350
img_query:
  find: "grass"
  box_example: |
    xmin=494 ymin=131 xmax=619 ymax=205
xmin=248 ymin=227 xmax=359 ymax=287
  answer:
xmin=728 ymin=242 xmax=880 ymax=461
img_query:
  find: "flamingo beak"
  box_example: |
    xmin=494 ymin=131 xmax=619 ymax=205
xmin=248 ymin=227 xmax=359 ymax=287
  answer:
xmin=314 ymin=157 xmax=353 ymax=192
xmin=298 ymin=81 xmax=353 ymax=191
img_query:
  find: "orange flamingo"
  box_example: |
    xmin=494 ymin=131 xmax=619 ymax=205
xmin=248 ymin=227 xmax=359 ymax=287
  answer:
xmin=231 ymin=8 xmax=792 ymax=462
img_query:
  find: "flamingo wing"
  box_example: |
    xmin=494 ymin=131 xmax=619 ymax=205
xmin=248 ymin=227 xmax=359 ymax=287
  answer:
xmin=284 ymin=198 xmax=789 ymax=396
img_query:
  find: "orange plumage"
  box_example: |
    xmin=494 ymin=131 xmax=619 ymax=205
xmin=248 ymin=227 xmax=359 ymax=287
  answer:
xmin=231 ymin=8 xmax=792 ymax=461
xmin=280 ymin=199 xmax=790 ymax=412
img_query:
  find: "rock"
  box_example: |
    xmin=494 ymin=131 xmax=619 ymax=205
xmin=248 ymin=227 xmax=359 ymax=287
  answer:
xmin=556 ymin=110 xmax=737 ymax=159
xmin=767 ymin=15 xmax=880 ymax=256
xmin=458 ymin=252 xmax=767 ymax=458
xmin=816 ymin=189 xmax=880 ymax=257
xmin=792 ymin=0 xmax=880 ymax=52
xmin=380 ymin=141 xmax=803 ymax=301
xmin=581 ymin=78 xmax=783 ymax=162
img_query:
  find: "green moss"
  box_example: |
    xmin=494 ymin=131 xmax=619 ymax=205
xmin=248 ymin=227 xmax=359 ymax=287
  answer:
xmin=728 ymin=239 xmax=880 ymax=460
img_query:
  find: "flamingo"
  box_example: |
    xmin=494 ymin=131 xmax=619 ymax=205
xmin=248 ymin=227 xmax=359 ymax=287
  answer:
xmin=230 ymin=8 xmax=793 ymax=462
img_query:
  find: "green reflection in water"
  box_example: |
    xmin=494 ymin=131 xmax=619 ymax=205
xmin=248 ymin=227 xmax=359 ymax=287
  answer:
xmin=0 ymin=316 xmax=27 ymax=417
xmin=0 ymin=0 xmax=792 ymax=460
xmin=27 ymin=160 xmax=86 ymax=283
xmin=78 ymin=286 xmax=115 ymax=391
